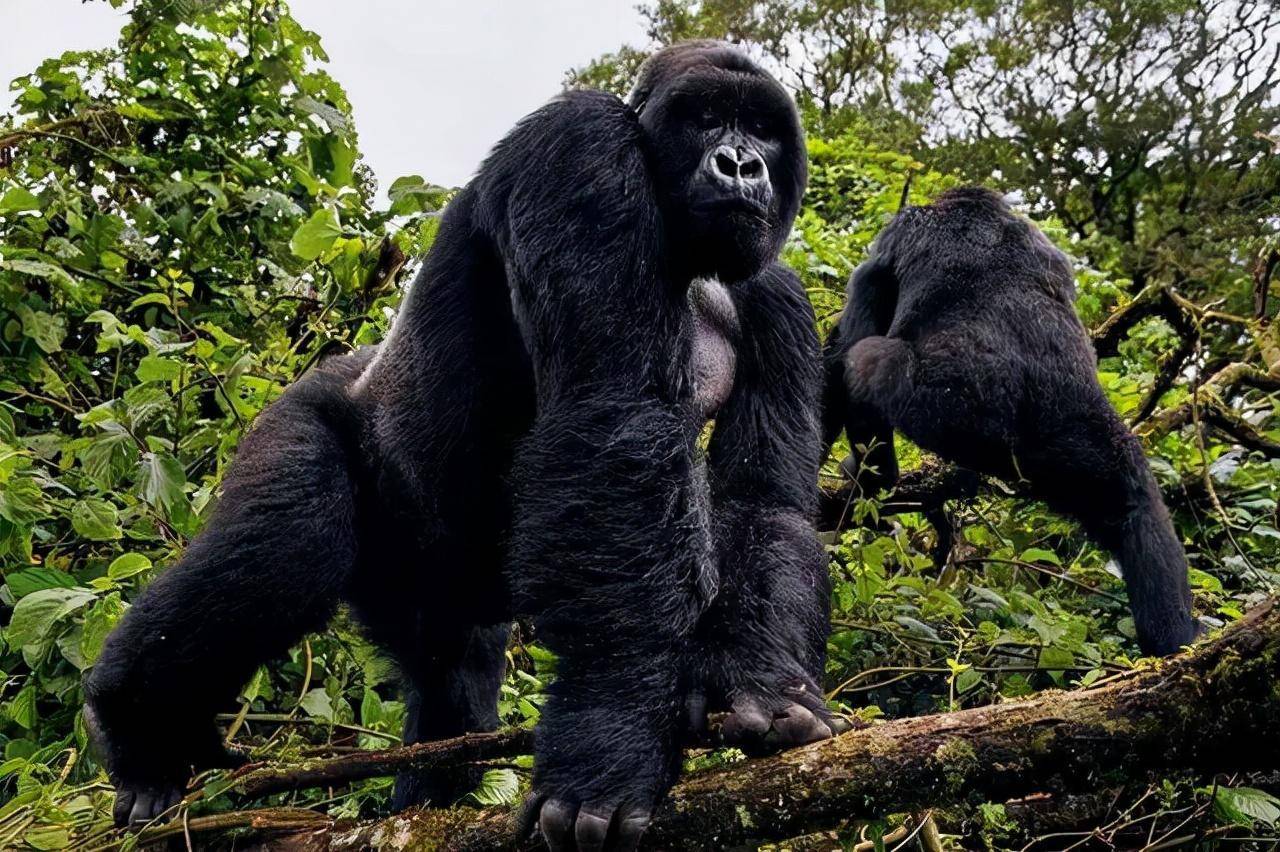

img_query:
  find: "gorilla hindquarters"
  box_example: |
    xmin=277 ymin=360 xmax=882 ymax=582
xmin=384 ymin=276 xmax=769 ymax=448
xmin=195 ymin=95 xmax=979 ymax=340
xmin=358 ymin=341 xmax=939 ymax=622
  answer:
xmin=84 ymin=41 xmax=832 ymax=852
xmin=823 ymin=187 xmax=1200 ymax=658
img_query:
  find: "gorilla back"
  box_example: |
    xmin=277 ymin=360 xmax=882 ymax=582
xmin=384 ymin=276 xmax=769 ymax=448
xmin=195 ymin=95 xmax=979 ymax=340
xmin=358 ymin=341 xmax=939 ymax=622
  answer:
xmin=85 ymin=41 xmax=834 ymax=850
xmin=824 ymin=187 xmax=1199 ymax=658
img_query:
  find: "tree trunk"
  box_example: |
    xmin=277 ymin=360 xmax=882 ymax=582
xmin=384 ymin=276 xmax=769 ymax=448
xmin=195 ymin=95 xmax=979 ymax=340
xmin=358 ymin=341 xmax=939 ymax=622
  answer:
xmin=147 ymin=599 xmax=1280 ymax=851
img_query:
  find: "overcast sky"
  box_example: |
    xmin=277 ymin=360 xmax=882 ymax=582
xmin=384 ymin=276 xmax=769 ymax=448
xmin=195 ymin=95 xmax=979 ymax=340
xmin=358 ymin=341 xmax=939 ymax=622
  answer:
xmin=1 ymin=0 xmax=649 ymax=189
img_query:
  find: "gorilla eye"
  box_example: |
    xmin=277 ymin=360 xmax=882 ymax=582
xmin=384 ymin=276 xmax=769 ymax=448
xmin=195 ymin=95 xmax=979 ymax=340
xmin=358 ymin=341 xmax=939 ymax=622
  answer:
xmin=695 ymin=107 xmax=721 ymax=130
xmin=746 ymin=115 xmax=773 ymax=138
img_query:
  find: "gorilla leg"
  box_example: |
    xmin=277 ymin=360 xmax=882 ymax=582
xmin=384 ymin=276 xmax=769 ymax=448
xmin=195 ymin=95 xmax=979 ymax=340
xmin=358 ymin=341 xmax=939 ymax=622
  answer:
xmin=843 ymin=336 xmax=917 ymax=431
xmin=84 ymin=367 xmax=360 ymax=827
xmin=1026 ymin=411 xmax=1198 ymax=657
xmin=391 ymin=623 xmax=511 ymax=809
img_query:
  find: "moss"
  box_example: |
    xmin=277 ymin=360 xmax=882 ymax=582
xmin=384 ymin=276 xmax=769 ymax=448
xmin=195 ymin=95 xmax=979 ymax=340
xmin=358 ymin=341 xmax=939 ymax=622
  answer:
xmin=933 ymin=738 xmax=979 ymax=793
xmin=863 ymin=733 xmax=901 ymax=758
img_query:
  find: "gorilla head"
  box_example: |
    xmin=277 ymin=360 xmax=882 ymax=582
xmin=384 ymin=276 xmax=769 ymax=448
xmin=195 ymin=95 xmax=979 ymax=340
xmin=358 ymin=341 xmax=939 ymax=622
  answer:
xmin=630 ymin=41 xmax=806 ymax=283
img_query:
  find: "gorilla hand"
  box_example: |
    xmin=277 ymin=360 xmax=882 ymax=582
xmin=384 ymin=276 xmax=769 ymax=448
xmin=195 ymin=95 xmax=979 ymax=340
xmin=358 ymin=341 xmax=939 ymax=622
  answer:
xmin=85 ymin=700 xmax=248 ymax=828
xmin=686 ymin=677 xmax=849 ymax=756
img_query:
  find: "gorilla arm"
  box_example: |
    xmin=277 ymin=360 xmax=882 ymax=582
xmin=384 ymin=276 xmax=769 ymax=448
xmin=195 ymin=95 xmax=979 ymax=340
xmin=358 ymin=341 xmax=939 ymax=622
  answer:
xmin=698 ymin=264 xmax=841 ymax=751
xmin=821 ymin=256 xmax=901 ymax=494
xmin=474 ymin=91 xmax=706 ymax=851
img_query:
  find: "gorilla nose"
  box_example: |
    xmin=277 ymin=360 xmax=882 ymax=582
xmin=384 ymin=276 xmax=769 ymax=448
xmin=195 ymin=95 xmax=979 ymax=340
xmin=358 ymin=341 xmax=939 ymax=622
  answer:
xmin=708 ymin=144 xmax=769 ymax=189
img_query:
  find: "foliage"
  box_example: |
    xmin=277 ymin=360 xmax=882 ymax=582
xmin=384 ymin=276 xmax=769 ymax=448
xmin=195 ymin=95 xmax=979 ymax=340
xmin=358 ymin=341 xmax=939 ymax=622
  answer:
xmin=0 ymin=0 xmax=1277 ymax=849
xmin=0 ymin=1 xmax=455 ymax=845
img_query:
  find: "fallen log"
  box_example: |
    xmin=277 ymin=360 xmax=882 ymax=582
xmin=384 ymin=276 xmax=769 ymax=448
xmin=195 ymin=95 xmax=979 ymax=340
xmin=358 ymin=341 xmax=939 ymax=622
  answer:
xmin=145 ymin=598 xmax=1279 ymax=850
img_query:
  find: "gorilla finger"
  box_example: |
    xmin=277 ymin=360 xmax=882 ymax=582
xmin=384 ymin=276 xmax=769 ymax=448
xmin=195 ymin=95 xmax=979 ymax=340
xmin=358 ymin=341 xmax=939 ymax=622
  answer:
xmin=128 ymin=791 xmax=161 ymax=826
xmin=539 ymin=799 xmax=577 ymax=852
xmin=162 ymin=788 xmax=183 ymax=814
xmin=781 ymin=681 xmax=827 ymax=713
xmin=575 ymin=804 xmax=614 ymax=852
xmin=614 ymin=805 xmax=652 ymax=852
xmin=829 ymin=714 xmax=854 ymax=735
xmin=112 ymin=790 xmax=136 ymax=828
xmin=721 ymin=696 xmax=770 ymax=742
xmin=773 ymin=703 xmax=833 ymax=745
xmin=518 ymin=793 xmax=547 ymax=838
xmin=784 ymin=687 xmax=853 ymax=735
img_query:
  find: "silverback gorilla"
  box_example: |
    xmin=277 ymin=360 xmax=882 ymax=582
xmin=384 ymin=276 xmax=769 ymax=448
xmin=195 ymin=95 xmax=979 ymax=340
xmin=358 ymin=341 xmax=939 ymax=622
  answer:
xmin=823 ymin=187 xmax=1199 ymax=658
xmin=84 ymin=41 xmax=838 ymax=849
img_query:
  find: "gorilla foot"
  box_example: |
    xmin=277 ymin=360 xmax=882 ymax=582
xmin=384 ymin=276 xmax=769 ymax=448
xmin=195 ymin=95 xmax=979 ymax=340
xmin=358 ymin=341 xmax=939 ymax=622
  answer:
xmin=528 ymin=796 xmax=652 ymax=852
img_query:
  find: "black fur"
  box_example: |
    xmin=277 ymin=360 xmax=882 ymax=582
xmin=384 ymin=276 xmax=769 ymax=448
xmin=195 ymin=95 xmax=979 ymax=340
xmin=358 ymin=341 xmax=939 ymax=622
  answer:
xmin=822 ymin=186 xmax=1199 ymax=658
xmin=84 ymin=41 xmax=831 ymax=850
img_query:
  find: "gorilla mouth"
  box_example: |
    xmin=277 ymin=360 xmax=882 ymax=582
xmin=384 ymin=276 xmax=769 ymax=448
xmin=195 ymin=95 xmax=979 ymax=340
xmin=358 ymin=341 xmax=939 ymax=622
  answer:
xmin=694 ymin=195 xmax=769 ymax=219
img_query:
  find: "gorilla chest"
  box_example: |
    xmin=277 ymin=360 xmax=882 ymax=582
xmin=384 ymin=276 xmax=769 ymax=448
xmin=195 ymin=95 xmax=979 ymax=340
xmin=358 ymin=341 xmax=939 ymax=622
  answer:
xmin=689 ymin=278 xmax=739 ymax=418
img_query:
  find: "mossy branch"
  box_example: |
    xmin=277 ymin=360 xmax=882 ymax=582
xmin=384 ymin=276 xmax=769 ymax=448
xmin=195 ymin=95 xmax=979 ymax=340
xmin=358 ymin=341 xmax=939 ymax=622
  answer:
xmin=124 ymin=599 xmax=1280 ymax=850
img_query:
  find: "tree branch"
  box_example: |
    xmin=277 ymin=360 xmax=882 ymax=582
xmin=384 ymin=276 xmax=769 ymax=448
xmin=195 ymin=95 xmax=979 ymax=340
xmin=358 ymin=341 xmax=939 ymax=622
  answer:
xmin=1138 ymin=361 xmax=1280 ymax=441
xmin=138 ymin=599 xmax=1280 ymax=850
xmin=221 ymin=729 xmax=533 ymax=800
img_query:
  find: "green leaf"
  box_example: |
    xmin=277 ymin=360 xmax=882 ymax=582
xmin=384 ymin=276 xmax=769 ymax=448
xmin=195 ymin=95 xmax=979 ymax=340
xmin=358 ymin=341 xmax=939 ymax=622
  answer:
xmin=1019 ymin=547 xmax=1061 ymax=566
xmin=107 ymin=553 xmax=152 ymax=580
xmin=954 ymin=667 xmax=983 ymax=694
xmin=295 ymin=96 xmax=351 ymax=133
xmin=388 ymin=175 xmax=449 ymax=216
xmin=0 ymin=187 xmax=41 ymax=214
xmin=1208 ymin=786 xmax=1280 ymax=828
xmin=80 ymin=592 xmax=126 ymax=665
xmin=116 ymin=101 xmax=164 ymax=120
xmin=128 ymin=292 xmax=171 ymax=310
xmin=325 ymin=134 xmax=356 ymax=187
xmin=360 ymin=688 xmax=384 ymax=727
xmin=137 ymin=452 xmax=186 ymax=510
xmin=290 ymin=207 xmax=343 ymax=260
xmin=0 ymin=476 xmax=46 ymax=525
xmin=6 ymin=685 xmax=38 ymax=730
xmin=300 ymin=688 xmax=335 ymax=721
xmin=1037 ymin=645 xmax=1074 ymax=673
xmin=70 ymin=499 xmax=123 ymax=541
xmin=2 ymin=259 xmax=75 ymax=289
xmin=23 ymin=825 xmax=69 ymax=851
xmin=136 ymin=355 xmax=183 ymax=383
xmin=6 ymin=587 xmax=96 ymax=650
xmin=467 ymin=768 xmax=520 ymax=806
xmin=5 ymin=567 xmax=76 ymax=599
xmin=14 ymin=304 xmax=67 ymax=353
xmin=80 ymin=428 xmax=136 ymax=489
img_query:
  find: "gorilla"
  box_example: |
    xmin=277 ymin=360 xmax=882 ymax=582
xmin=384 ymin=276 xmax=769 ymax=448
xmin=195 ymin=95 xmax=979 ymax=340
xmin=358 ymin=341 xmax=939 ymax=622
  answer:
xmin=822 ymin=187 xmax=1200 ymax=658
xmin=84 ymin=41 xmax=837 ymax=850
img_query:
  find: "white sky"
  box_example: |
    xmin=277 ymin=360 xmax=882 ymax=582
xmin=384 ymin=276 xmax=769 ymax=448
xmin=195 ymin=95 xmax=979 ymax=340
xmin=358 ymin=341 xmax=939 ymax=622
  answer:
xmin=0 ymin=0 xmax=648 ymax=189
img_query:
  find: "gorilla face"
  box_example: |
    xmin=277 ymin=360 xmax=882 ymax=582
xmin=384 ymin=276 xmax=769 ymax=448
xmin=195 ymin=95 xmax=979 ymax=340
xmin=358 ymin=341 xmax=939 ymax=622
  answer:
xmin=631 ymin=42 xmax=806 ymax=283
